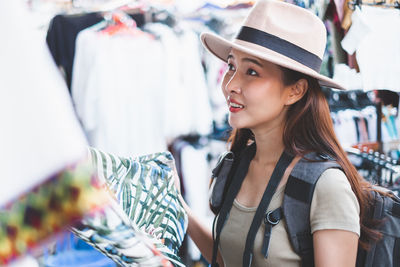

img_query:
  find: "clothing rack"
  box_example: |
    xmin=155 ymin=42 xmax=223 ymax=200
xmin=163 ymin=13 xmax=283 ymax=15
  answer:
xmin=326 ymin=90 xmax=376 ymax=112
xmin=346 ymin=147 xmax=400 ymax=193
xmin=326 ymin=89 xmax=383 ymax=151
xmin=348 ymin=0 xmax=400 ymax=10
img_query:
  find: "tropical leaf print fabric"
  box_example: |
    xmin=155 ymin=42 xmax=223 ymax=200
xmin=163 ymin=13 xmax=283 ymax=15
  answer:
xmin=0 ymin=155 xmax=177 ymax=266
xmin=70 ymin=199 xmax=175 ymax=267
xmin=88 ymin=148 xmax=188 ymax=263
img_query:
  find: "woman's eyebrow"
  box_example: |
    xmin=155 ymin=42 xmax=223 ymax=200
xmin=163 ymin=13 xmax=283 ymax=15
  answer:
xmin=242 ymin=57 xmax=263 ymax=67
xmin=227 ymin=54 xmax=263 ymax=68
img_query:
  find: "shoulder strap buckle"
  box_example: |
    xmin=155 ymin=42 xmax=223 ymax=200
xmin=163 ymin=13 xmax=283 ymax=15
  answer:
xmin=264 ymin=208 xmax=282 ymax=225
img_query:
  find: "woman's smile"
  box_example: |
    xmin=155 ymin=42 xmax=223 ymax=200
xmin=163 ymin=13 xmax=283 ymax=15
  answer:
xmin=228 ymin=96 xmax=245 ymax=113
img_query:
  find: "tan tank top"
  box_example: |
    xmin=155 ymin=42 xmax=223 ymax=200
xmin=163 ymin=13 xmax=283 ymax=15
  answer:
xmin=218 ymin=169 xmax=360 ymax=267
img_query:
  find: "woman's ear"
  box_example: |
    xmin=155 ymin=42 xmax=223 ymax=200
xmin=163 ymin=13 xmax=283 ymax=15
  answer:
xmin=285 ymin=78 xmax=308 ymax=105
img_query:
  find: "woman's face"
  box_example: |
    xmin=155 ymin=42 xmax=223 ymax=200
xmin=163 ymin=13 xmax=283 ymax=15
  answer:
xmin=222 ymin=49 xmax=293 ymax=133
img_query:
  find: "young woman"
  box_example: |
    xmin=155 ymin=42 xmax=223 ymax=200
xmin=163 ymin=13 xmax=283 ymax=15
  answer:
xmin=177 ymin=0 xmax=376 ymax=266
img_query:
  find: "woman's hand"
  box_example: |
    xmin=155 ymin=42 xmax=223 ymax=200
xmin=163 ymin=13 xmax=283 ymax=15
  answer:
xmin=171 ymin=165 xmax=191 ymax=213
xmin=172 ymin=164 xmax=182 ymax=195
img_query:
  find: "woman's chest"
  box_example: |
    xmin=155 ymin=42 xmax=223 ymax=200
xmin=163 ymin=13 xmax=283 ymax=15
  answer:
xmin=235 ymin=164 xmax=275 ymax=207
xmin=219 ymin=187 xmax=301 ymax=267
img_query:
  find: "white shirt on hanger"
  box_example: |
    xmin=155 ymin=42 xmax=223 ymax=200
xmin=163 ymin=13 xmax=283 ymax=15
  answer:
xmin=341 ymin=6 xmax=400 ymax=92
xmin=72 ymin=26 xmax=167 ymax=157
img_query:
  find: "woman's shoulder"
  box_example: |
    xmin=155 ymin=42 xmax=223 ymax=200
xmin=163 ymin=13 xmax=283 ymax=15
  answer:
xmin=314 ymin=168 xmax=356 ymax=203
xmin=310 ymin=168 xmax=361 ymax=235
xmin=317 ymin=168 xmax=349 ymax=189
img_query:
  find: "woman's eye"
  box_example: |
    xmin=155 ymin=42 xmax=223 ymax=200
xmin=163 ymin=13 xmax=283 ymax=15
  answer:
xmin=227 ymin=63 xmax=236 ymax=71
xmin=246 ymin=68 xmax=258 ymax=76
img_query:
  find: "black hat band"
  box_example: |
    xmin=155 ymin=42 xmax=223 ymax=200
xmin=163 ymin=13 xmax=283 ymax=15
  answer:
xmin=236 ymin=26 xmax=322 ymax=72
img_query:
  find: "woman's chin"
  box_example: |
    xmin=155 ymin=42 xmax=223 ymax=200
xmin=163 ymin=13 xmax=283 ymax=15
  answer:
xmin=228 ymin=118 xmax=248 ymax=129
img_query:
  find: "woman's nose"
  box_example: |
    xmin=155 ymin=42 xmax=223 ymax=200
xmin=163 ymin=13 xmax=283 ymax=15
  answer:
xmin=224 ymin=73 xmax=242 ymax=95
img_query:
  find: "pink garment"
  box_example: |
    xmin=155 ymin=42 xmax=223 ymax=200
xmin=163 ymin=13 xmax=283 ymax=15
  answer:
xmin=334 ymin=0 xmax=346 ymax=21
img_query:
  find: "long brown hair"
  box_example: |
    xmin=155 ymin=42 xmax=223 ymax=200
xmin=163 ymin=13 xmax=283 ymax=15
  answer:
xmin=227 ymin=67 xmax=380 ymax=248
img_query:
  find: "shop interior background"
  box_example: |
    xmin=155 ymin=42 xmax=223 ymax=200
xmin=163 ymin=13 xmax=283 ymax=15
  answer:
xmin=2 ymin=0 xmax=400 ymax=266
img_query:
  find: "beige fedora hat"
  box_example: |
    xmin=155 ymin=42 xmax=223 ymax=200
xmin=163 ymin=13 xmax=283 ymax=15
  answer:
xmin=200 ymin=0 xmax=345 ymax=90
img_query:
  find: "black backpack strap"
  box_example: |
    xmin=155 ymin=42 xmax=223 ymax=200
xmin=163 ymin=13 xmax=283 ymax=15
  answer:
xmin=211 ymin=145 xmax=294 ymax=267
xmin=283 ymin=153 xmax=341 ymax=267
xmin=210 ymin=151 xmax=235 ymax=213
xmin=262 ymin=207 xmax=283 ymax=258
xmin=211 ymin=143 xmax=256 ymax=267
xmin=242 ymin=151 xmax=294 ymax=267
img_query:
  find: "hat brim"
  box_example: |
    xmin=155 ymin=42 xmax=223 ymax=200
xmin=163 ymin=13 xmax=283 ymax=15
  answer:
xmin=201 ymin=32 xmax=345 ymax=90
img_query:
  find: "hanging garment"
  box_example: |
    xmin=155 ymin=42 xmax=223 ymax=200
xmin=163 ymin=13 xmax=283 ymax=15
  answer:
xmin=203 ymin=47 xmax=229 ymax=127
xmin=331 ymin=109 xmax=359 ymax=146
xmin=173 ymin=27 xmax=213 ymax=137
xmin=341 ymin=6 xmax=400 ymax=92
xmin=72 ymin=23 xmax=213 ymax=157
xmin=46 ymin=12 xmax=146 ymax=90
xmin=46 ymin=13 xmax=104 ymax=89
xmin=363 ymin=105 xmax=378 ymax=142
xmin=332 ymin=63 xmax=363 ymax=90
xmin=72 ymin=26 xmax=167 ymax=156
xmin=331 ymin=106 xmax=378 ymax=147
xmin=88 ymin=148 xmax=188 ymax=256
xmin=147 ymin=23 xmax=213 ymax=139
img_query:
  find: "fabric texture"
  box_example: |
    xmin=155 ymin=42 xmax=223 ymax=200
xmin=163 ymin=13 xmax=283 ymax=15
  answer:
xmin=0 ymin=154 xmax=176 ymax=266
xmin=0 ymin=159 xmax=109 ymax=264
xmin=71 ymin=198 xmax=178 ymax=267
xmin=219 ymin=168 xmax=360 ymax=267
xmin=88 ymin=148 xmax=188 ymax=256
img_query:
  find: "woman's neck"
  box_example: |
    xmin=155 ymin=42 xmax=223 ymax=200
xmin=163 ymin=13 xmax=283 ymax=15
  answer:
xmin=252 ymin=125 xmax=285 ymax=166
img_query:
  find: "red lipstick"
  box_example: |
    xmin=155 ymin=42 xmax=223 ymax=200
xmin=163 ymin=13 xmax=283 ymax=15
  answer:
xmin=228 ymin=97 xmax=244 ymax=113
